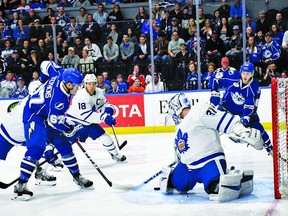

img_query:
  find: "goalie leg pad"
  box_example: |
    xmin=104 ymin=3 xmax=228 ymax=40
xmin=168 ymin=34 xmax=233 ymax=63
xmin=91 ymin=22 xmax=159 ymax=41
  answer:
xmin=217 ymin=170 xmax=243 ymax=202
xmin=160 ymin=166 xmax=176 ymax=194
xmin=240 ymin=170 xmax=254 ymax=195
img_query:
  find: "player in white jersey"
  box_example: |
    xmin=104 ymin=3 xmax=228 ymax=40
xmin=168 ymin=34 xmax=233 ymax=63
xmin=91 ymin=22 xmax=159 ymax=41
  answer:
xmin=66 ymin=73 xmax=126 ymax=162
xmin=159 ymin=93 xmax=262 ymax=201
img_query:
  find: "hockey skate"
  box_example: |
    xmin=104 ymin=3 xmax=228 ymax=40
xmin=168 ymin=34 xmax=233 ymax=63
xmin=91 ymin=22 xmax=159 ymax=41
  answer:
xmin=12 ymin=182 xmax=33 ymax=201
xmin=73 ymin=174 xmax=94 ymax=189
xmin=35 ymin=167 xmax=57 ymax=186
xmin=49 ymin=158 xmax=64 ymax=172
xmin=111 ymin=153 xmax=127 ymax=163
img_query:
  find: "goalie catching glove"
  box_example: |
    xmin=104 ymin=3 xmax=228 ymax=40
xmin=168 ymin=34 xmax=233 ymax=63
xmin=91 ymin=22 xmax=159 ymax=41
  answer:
xmin=229 ymin=121 xmax=263 ymax=150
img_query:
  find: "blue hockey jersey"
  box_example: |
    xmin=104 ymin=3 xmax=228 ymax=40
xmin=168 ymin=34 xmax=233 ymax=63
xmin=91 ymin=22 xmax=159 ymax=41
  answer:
xmin=40 ymin=60 xmax=64 ymax=83
xmin=209 ymin=66 xmax=241 ymax=91
xmin=220 ymin=78 xmax=261 ymax=118
xmin=22 ymin=74 xmax=72 ymax=132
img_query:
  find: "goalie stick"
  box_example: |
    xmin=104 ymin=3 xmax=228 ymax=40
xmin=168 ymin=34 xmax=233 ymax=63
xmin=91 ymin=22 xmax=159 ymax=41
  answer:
xmin=111 ymin=125 xmax=127 ymax=150
xmin=0 ymin=152 xmax=60 ymax=189
xmin=75 ymin=140 xmax=176 ymax=190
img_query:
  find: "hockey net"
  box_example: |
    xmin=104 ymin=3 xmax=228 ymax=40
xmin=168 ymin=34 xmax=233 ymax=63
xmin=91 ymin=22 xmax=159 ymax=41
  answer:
xmin=271 ymin=78 xmax=288 ymax=199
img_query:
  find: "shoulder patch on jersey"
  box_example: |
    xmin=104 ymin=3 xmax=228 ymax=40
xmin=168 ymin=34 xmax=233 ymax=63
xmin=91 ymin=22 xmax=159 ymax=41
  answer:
xmin=55 ymin=102 xmax=65 ymax=110
xmin=175 ymin=129 xmax=189 ymax=154
xmin=215 ymin=72 xmax=223 ymax=79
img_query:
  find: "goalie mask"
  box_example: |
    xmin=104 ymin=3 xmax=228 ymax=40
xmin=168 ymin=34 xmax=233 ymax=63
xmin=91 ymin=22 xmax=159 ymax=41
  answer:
xmin=167 ymin=93 xmax=191 ymax=125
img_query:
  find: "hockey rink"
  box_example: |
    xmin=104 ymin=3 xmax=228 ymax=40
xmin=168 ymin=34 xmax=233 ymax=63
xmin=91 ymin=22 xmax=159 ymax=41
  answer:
xmin=1 ymin=131 xmax=288 ymax=216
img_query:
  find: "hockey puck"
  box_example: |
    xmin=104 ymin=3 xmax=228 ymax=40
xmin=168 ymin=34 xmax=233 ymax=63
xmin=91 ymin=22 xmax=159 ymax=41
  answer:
xmin=154 ymin=187 xmax=160 ymax=191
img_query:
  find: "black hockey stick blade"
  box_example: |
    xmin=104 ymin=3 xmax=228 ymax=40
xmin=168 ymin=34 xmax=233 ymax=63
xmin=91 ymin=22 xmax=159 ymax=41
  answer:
xmin=119 ymin=140 xmax=127 ymax=150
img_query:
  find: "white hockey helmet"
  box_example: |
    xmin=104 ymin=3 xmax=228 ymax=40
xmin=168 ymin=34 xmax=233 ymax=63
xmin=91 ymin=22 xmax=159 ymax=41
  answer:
xmin=84 ymin=73 xmax=97 ymax=83
xmin=167 ymin=93 xmax=191 ymax=125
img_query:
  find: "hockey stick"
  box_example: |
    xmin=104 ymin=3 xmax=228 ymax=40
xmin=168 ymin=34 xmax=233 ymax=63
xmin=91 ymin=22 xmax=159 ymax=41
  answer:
xmin=111 ymin=125 xmax=127 ymax=150
xmin=0 ymin=152 xmax=60 ymax=189
xmin=75 ymin=140 xmax=133 ymax=190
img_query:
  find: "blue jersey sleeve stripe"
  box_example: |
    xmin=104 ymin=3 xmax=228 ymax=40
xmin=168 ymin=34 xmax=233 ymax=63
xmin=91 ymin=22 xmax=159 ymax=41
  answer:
xmin=81 ymin=110 xmax=92 ymax=116
xmin=83 ymin=111 xmax=94 ymax=121
xmin=216 ymin=112 xmax=228 ymax=131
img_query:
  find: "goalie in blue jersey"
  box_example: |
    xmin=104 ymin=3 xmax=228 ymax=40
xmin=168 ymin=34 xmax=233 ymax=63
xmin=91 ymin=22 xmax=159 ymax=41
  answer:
xmin=218 ymin=62 xmax=272 ymax=155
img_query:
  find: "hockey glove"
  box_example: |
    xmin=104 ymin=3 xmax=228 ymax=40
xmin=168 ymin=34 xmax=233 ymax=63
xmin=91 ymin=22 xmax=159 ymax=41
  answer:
xmin=240 ymin=116 xmax=250 ymax=127
xmin=210 ymin=91 xmax=221 ymax=106
xmin=44 ymin=144 xmax=58 ymax=164
xmin=105 ymin=106 xmax=114 ymax=116
xmin=101 ymin=113 xmax=116 ymax=126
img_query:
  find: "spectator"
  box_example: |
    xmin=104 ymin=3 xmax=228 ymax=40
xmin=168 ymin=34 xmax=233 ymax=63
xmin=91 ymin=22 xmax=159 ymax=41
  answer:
xmin=27 ymin=50 xmax=41 ymax=74
xmin=24 ymin=8 xmax=41 ymax=27
xmin=116 ymin=73 xmax=128 ymax=93
xmin=64 ymin=16 xmax=82 ymax=45
xmin=16 ymin=0 xmax=30 ymax=12
xmin=153 ymin=31 xmax=169 ymax=64
xmin=83 ymin=37 xmax=103 ymax=67
xmin=127 ymin=64 xmax=145 ymax=87
xmin=74 ymin=36 xmax=84 ymax=58
xmin=93 ymin=3 xmax=108 ymax=28
xmin=135 ymin=6 xmax=148 ymax=31
xmin=8 ymin=12 xmax=19 ymax=31
xmin=107 ymin=4 xmax=123 ymax=29
xmin=81 ymin=14 xmax=102 ymax=42
xmin=97 ymin=74 xmax=110 ymax=94
xmin=245 ymin=26 xmax=254 ymax=39
xmin=161 ymin=10 xmax=171 ymax=35
xmin=35 ymin=39 xmax=51 ymax=62
xmin=13 ymin=19 xmax=29 ymax=46
xmin=76 ymin=7 xmax=88 ymax=26
xmin=255 ymin=30 xmax=265 ymax=49
xmin=128 ymin=78 xmax=145 ymax=93
xmin=28 ymin=19 xmax=45 ymax=47
xmin=108 ymin=79 xmax=121 ymax=94
xmin=30 ymin=0 xmax=46 ymax=10
xmin=185 ymin=61 xmax=198 ymax=90
xmin=225 ymin=25 xmax=243 ymax=67
xmin=205 ymin=31 xmax=225 ymax=68
xmin=169 ymin=3 xmax=183 ymax=22
xmin=28 ymin=70 xmax=42 ymax=94
xmin=197 ymin=7 xmax=206 ymax=29
xmin=56 ymin=6 xmax=70 ymax=28
xmin=103 ymin=35 xmax=119 ymax=64
xmin=0 ymin=71 xmax=17 ymax=98
xmin=282 ymin=30 xmax=288 ymax=68
xmin=273 ymin=12 xmax=287 ymax=32
xmin=181 ymin=7 xmax=193 ymax=30
xmin=212 ymin=10 xmax=221 ymax=31
xmin=167 ymin=31 xmax=185 ymax=66
xmin=79 ymin=48 xmax=95 ymax=74
xmin=255 ymin=10 xmax=270 ymax=35
xmin=154 ymin=3 xmax=163 ymax=21
xmin=56 ymin=39 xmax=68 ymax=63
xmin=119 ymin=33 xmax=135 ymax=63
xmin=0 ymin=21 xmax=12 ymax=46
xmin=183 ymin=18 xmax=196 ymax=41
xmin=188 ymin=37 xmax=206 ymax=64
xmin=42 ymin=8 xmax=55 ymax=25
xmin=201 ymin=19 xmax=213 ymax=41
xmin=44 ymin=16 xmax=64 ymax=46
xmin=108 ymin=23 xmax=120 ymax=45
xmin=127 ymin=28 xmax=138 ymax=45
xmin=47 ymin=51 xmax=54 ymax=61
xmin=11 ymin=77 xmax=29 ymax=99
xmin=184 ymin=0 xmax=196 ymax=19
xmin=46 ymin=0 xmax=58 ymax=11
xmin=145 ymin=73 xmax=164 ymax=93
xmin=176 ymin=43 xmax=190 ymax=72
xmin=7 ymin=49 xmax=29 ymax=83
xmin=229 ymin=0 xmax=247 ymax=26
xmin=1 ymin=39 xmax=13 ymax=67
xmin=145 ymin=63 xmax=156 ymax=85
xmin=57 ymin=0 xmax=72 ymax=8
xmin=73 ymin=0 xmax=90 ymax=7
xmin=260 ymin=61 xmax=280 ymax=86
xmin=0 ymin=8 xmax=9 ymax=27
xmin=61 ymin=47 xmax=80 ymax=69
xmin=271 ymin=24 xmax=284 ymax=45
xmin=219 ymin=18 xmax=231 ymax=43
xmin=167 ymin=17 xmax=184 ymax=40
xmin=245 ymin=13 xmax=256 ymax=35
xmin=134 ymin=34 xmax=151 ymax=62
xmin=202 ymin=62 xmax=216 ymax=89
xmin=19 ymin=39 xmax=31 ymax=60
xmin=259 ymin=31 xmax=281 ymax=71
xmin=216 ymin=0 xmax=230 ymax=20
xmin=141 ymin=12 xmax=161 ymax=40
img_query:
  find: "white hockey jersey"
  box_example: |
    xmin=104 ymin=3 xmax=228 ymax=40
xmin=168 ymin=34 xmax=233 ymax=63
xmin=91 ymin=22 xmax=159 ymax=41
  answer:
xmin=66 ymin=87 xmax=112 ymax=125
xmin=0 ymin=97 xmax=27 ymax=145
xmin=175 ymin=102 xmax=239 ymax=169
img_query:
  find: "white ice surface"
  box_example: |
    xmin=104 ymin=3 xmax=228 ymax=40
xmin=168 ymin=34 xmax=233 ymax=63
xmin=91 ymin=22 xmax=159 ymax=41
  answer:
xmin=1 ymin=132 xmax=288 ymax=216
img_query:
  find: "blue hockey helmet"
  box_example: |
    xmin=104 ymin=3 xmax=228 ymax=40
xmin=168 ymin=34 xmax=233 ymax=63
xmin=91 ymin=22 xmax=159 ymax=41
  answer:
xmin=240 ymin=62 xmax=254 ymax=76
xmin=167 ymin=93 xmax=191 ymax=125
xmin=61 ymin=68 xmax=83 ymax=87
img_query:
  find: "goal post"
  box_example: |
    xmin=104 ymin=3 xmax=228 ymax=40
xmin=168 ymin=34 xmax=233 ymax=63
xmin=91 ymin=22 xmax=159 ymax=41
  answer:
xmin=271 ymin=77 xmax=288 ymax=199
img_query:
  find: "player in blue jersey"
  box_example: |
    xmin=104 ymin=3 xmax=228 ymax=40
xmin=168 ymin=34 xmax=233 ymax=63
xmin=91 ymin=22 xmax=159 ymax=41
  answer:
xmin=218 ymin=62 xmax=272 ymax=155
xmin=12 ymin=68 xmax=94 ymax=201
xmin=159 ymin=93 xmax=262 ymax=201
xmin=209 ymin=57 xmax=241 ymax=106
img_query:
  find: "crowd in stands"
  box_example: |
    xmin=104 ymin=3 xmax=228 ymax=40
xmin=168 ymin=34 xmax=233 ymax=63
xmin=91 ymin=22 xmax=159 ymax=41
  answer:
xmin=1 ymin=0 xmax=288 ymax=98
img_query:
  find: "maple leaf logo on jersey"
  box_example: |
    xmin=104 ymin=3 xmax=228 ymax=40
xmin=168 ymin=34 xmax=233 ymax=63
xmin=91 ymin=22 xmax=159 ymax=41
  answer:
xmin=230 ymin=91 xmax=245 ymax=105
xmin=175 ymin=129 xmax=189 ymax=154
